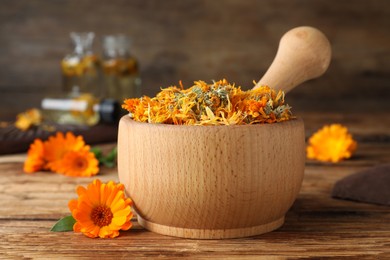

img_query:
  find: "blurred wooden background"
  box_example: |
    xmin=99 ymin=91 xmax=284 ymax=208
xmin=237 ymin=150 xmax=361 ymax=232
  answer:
xmin=0 ymin=0 xmax=389 ymax=119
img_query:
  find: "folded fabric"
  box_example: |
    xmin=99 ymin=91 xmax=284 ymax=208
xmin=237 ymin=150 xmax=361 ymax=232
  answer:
xmin=0 ymin=124 xmax=117 ymax=155
xmin=332 ymin=164 xmax=390 ymax=206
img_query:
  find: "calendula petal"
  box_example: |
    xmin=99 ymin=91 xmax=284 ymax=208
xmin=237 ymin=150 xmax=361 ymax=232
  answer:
xmin=306 ymin=124 xmax=357 ymax=163
xmin=122 ymin=79 xmax=293 ymax=125
xmin=68 ymin=179 xmax=133 ymax=239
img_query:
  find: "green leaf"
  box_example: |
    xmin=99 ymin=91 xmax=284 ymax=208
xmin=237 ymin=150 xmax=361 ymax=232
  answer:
xmin=102 ymin=160 xmax=115 ymax=168
xmin=50 ymin=215 xmax=76 ymax=232
xmin=101 ymin=147 xmax=117 ymax=168
xmin=90 ymin=147 xmax=103 ymax=160
xmin=105 ymin=147 xmax=117 ymax=162
xmin=91 ymin=146 xmax=118 ymax=168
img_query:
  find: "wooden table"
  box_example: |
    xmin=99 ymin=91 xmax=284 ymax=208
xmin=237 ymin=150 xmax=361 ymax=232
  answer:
xmin=1 ymin=112 xmax=389 ymax=259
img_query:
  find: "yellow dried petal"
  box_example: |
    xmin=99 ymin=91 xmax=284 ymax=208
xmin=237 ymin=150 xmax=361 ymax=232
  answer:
xmin=122 ymin=79 xmax=294 ymax=125
xmin=15 ymin=108 xmax=42 ymax=131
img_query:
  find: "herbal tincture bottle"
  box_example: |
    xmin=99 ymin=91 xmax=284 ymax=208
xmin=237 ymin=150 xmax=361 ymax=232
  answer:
xmin=41 ymin=94 xmax=119 ymax=126
xmin=102 ymin=35 xmax=141 ymax=101
xmin=61 ymin=32 xmax=101 ymax=97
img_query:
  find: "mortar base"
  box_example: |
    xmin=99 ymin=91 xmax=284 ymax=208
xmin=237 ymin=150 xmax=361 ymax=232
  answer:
xmin=137 ymin=215 xmax=284 ymax=239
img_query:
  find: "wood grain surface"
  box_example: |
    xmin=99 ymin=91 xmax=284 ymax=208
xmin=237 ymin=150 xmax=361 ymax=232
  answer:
xmin=118 ymin=117 xmax=305 ymax=238
xmin=1 ymin=112 xmax=390 ymax=258
xmin=255 ymin=26 xmax=331 ymax=92
xmin=1 ymin=0 xmax=389 ymax=118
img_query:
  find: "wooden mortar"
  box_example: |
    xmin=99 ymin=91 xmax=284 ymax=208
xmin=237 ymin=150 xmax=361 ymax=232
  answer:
xmin=118 ymin=26 xmax=331 ymax=239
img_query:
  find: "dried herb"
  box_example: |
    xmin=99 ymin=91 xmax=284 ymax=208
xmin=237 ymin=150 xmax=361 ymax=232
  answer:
xmin=123 ymin=79 xmax=294 ymax=125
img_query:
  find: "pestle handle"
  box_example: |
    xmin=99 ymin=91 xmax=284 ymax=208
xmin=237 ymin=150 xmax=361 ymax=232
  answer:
xmin=254 ymin=26 xmax=331 ymax=93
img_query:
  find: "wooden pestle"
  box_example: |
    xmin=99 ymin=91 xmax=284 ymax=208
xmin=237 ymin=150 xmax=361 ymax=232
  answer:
xmin=254 ymin=26 xmax=331 ymax=93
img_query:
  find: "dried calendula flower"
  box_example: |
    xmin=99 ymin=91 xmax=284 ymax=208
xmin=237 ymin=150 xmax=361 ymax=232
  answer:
xmin=307 ymin=124 xmax=357 ymax=163
xmin=122 ymin=79 xmax=294 ymax=125
xmin=61 ymin=54 xmax=99 ymax=77
xmin=15 ymin=108 xmax=43 ymax=131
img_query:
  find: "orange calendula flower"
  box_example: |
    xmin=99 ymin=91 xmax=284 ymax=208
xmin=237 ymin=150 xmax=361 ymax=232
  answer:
xmin=306 ymin=124 xmax=357 ymax=163
xmin=23 ymin=131 xmax=100 ymax=177
xmin=68 ymin=179 xmax=133 ymax=238
xmin=44 ymin=132 xmax=89 ymax=172
xmin=58 ymin=150 xmax=99 ymax=177
xmin=23 ymin=139 xmax=45 ymax=173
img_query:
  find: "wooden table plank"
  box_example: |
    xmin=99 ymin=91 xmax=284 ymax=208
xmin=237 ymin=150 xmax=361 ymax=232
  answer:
xmin=1 ymin=113 xmax=390 ymax=258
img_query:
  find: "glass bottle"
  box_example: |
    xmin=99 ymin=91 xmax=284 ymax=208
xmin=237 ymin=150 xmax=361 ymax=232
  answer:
xmin=102 ymin=35 xmax=141 ymax=102
xmin=41 ymin=93 xmax=120 ymax=126
xmin=61 ymin=32 xmax=101 ymax=97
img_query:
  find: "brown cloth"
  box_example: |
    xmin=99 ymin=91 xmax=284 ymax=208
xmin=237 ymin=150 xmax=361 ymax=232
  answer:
xmin=0 ymin=124 xmax=118 ymax=155
xmin=332 ymin=164 xmax=390 ymax=206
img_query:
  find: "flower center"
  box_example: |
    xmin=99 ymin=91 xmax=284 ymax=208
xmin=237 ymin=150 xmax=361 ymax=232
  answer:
xmin=90 ymin=205 xmax=113 ymax=227
xmin=74 ymin=157 xmax=88 ymax=170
